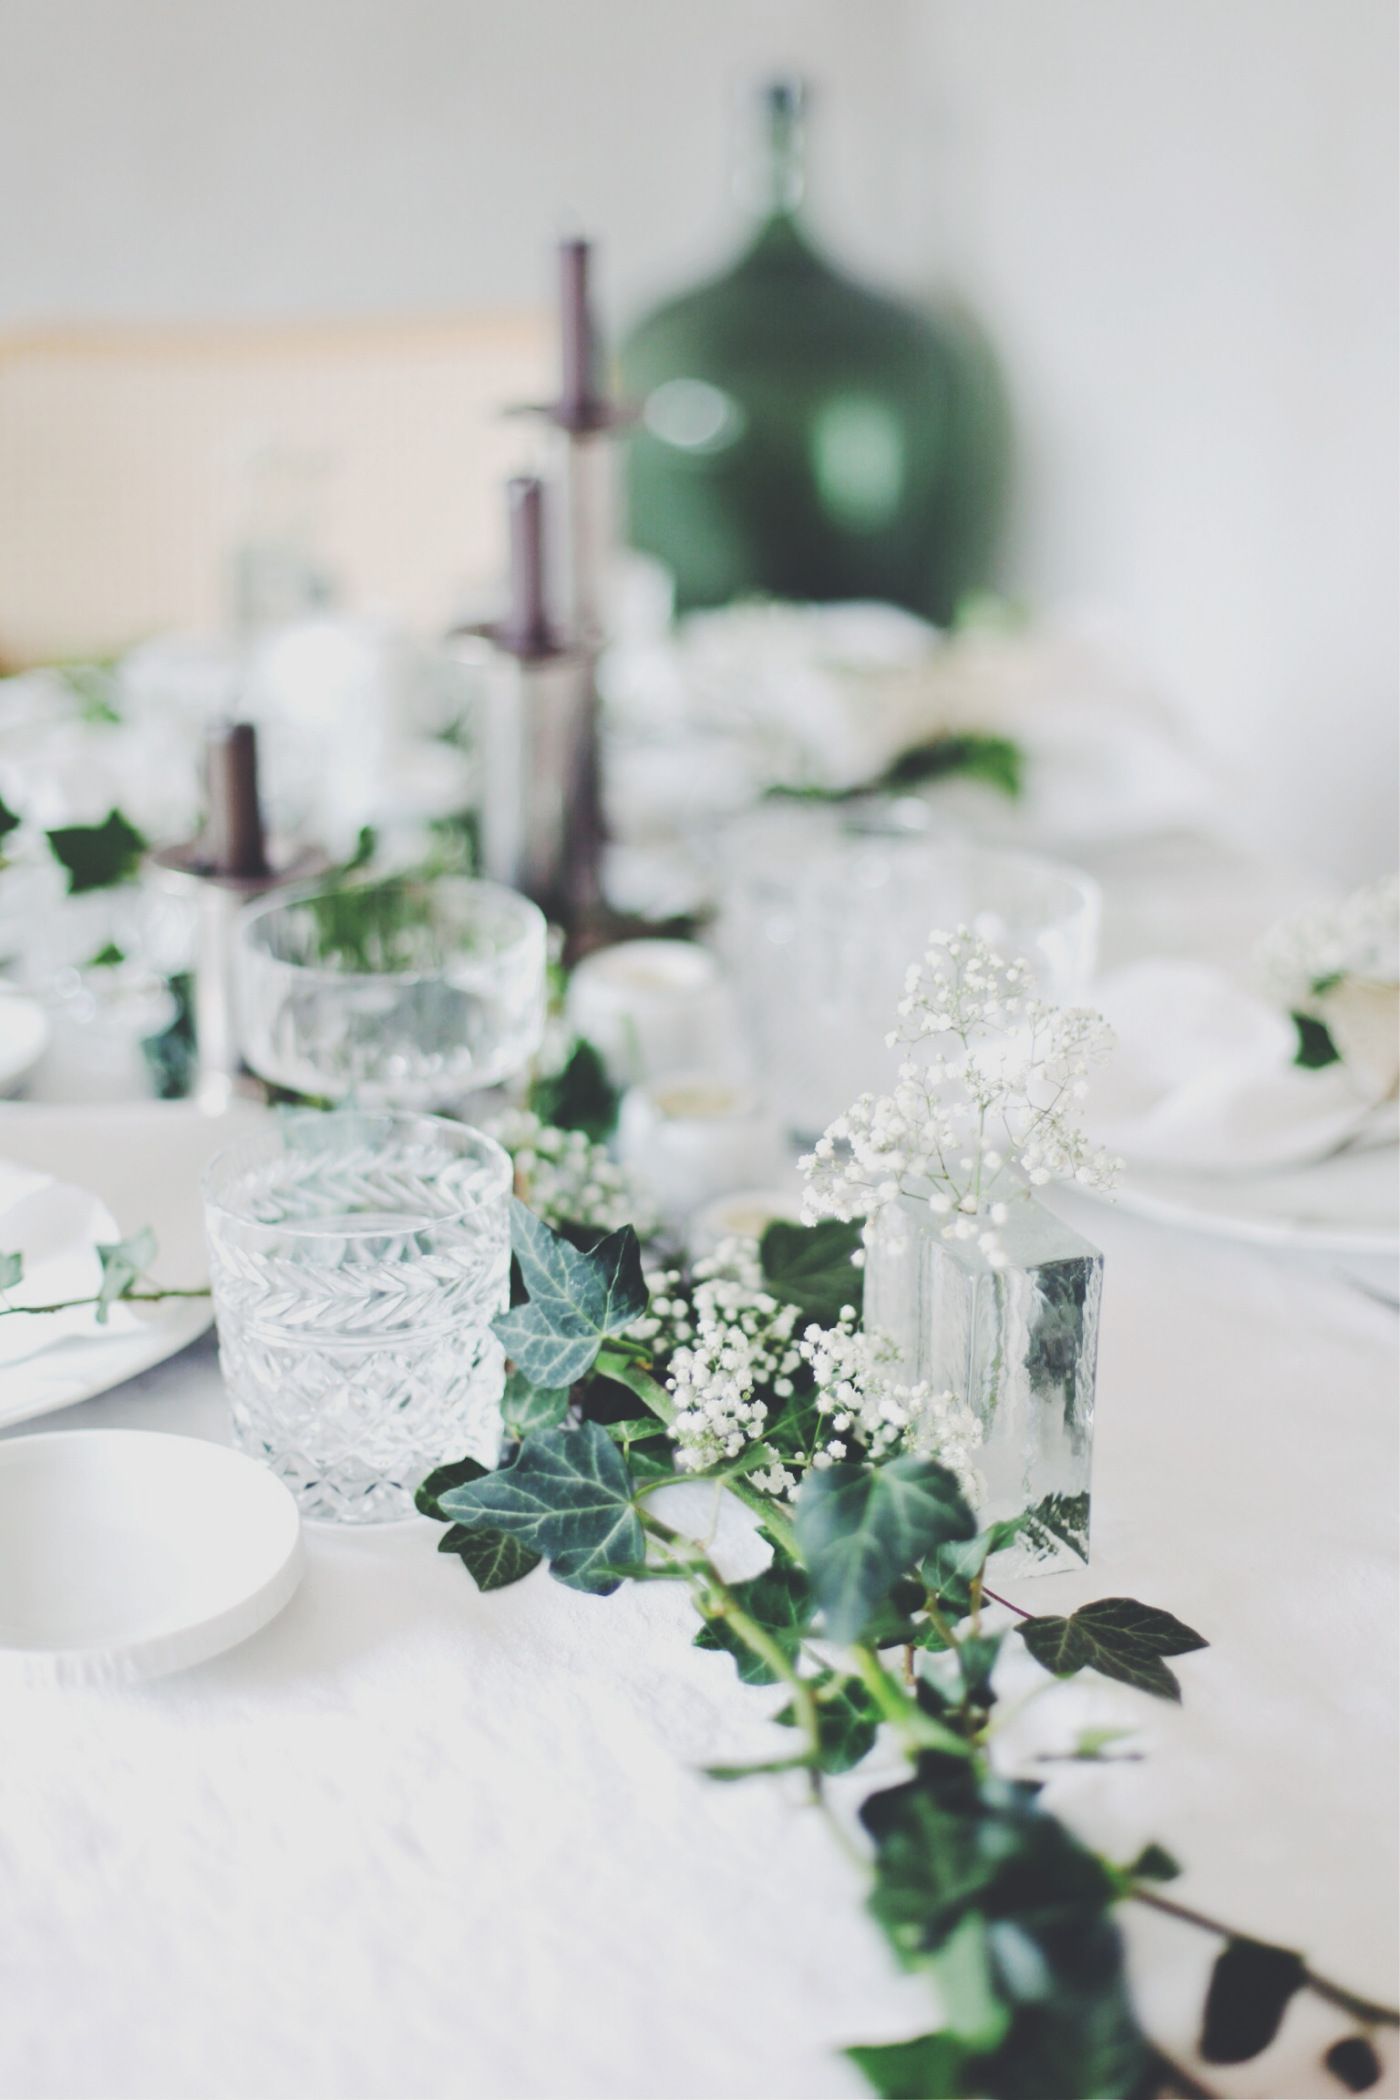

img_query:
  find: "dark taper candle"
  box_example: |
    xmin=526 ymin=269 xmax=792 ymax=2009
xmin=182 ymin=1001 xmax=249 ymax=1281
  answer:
xmin=500 ymin=476 xmax=556 ymax=657
xmin=204 ymin=721 xmax=268 ymax=879
xmin=558 ymin=237 xmax=598 ymax=426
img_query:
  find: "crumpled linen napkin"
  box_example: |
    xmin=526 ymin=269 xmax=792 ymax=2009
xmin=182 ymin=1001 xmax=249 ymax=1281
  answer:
xmin=1086 ymin=960 xmax=1391 ymax=1175
xmin=0 ymin=1159 xmax=137 ymax=1367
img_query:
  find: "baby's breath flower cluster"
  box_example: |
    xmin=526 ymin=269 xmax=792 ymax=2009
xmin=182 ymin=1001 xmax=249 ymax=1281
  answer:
xmin=1254 ymin=874 xmax=1400 ymax=1012
xmin=801 ymin=929 xmax=1120 ymax=1262
xmin=488 ymin=1107 xmax=657 ymax=1238
xmin=660 ymin=1238 xmax=802 ymax=1474
xmin=633 ymin=1236 xmax=985 ymax=1502
xmin=797 ymin=1315 xmax=983 ymax=1504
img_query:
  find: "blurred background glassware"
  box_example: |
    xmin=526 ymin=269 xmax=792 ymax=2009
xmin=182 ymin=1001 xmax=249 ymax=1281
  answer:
xmin=202 ymin=1111 xmax=511 ymax=1523
xmin=619 ymin=76 xmax=1008 ymax=621
xmin=716 ymin=809 xmax=1101 ymax=1139
xmin=236 ymin=876 xmax=546 ymax=1109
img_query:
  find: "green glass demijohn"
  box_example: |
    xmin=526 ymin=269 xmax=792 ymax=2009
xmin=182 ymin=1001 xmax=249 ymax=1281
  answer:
xmin=619 ymin=79 xmax=1008 ymax=621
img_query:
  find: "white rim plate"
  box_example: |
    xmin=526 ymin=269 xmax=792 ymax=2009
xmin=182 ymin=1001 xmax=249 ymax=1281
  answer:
xmin=0 ymin=994 xmax=49 ymax=1095
xmin=0 ymin=1429 xmax=303 ymax=1686
xmin=0 ymin=1096 xmax=267 ymax=1427
xmin=1106 ymin=1140 xmax=1400 ymax=1256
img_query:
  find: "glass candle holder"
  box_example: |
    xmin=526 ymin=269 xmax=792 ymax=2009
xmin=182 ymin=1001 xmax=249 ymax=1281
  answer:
xmin=717 ymin=812 xmax=1101 ymax=1140
xmin=863 ymin=1187 xmax=1101 ymax=1574
xmin=616 ymin=1072 xmax=784 ymax=1237
xmin=203 ymin=1111 xmax=512 ymax=1524
xmin=236 ymin=876 xmax=547 ymax=1108
xmin=566 ymin=938 xmax=734 ymax=1086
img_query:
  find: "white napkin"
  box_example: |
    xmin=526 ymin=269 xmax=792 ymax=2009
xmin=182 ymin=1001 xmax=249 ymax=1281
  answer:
xmin=1087 ymin=960 xmax=1386 ymax=1174
xmin=0 ymin=1160 xmax=137 ymax=1367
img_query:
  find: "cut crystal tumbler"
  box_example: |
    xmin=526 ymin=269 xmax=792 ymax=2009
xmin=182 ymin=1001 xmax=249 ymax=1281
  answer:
xmin=203 ymin=1112 xmax=511 ymax=1523
xmin=236 ymin=876 xmax=546 ymax=1108
xmin=864 ymin=1189 xmax=1101 ymax=1573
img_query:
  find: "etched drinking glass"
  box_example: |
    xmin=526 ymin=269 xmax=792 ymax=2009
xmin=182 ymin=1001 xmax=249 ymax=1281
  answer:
xmin=203 ymin=1111 xmax=512 ymax=1523
xmin=717 ymin=811 xmax=1101 ymax=1140
xmin=236 ymin=876 xmax=547 ymax=1109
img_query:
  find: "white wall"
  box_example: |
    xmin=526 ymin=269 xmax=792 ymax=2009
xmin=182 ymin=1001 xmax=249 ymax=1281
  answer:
xmin=3 ymin=0 xmax=1395 ymax=879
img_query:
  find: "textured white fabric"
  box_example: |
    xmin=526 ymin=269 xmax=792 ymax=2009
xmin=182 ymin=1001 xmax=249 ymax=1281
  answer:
xmin=0 ymin=1196 xmax=1395 ymax=2100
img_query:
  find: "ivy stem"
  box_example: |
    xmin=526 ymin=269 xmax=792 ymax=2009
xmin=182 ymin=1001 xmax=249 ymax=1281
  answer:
xmin=640 ymin=1511 xmax=822 ymax=1766
xmin=1146 ymin=2048 xmax=1221 ymax=2100
xmin=594 ymin=1345 xmax=800 ymax=1561
xmin=1131 ymin=1888 xmax=1400 ymax=2027
xmin=0 ymin=1286 xmax=210 ymax=1317
xmin=980 ymin=1583 xmax=1031 ymax=1621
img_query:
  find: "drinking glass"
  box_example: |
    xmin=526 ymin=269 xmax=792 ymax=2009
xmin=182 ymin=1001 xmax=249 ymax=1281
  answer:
xmin=203 ymin=1111 xmax=511 ymax=1523
xmin=717 ymin=808 xmax=1101 ymax=1138
xmin=236 ymin=876 xmax=546 ymax=1108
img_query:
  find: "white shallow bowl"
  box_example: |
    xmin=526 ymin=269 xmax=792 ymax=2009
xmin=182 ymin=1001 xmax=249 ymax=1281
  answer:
xmin=0 ymin=1429 xmax=303 ymax=1687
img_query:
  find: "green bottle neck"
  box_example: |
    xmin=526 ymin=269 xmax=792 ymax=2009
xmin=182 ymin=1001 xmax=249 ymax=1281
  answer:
xmin=734 ymin=83 xmax=821 ymax=271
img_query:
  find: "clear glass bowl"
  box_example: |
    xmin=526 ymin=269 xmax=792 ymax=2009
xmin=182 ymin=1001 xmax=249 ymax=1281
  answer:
xmin=202 ymin=1111 xmax=512 ymax=1523
xmin=717 ymin=810 xmax=1101 ymax=1139
xmin=236 ymin=876 xmax=547 ymax=1107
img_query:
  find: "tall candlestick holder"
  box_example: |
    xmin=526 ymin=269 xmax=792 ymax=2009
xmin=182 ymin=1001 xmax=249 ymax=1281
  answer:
xmin=469 ymin=477 xmax=599 ymax=938
xmin=151 ymin=721 xmax=324 ymax=1106
xmin=511 ymin=236 xmax=635 ymax=653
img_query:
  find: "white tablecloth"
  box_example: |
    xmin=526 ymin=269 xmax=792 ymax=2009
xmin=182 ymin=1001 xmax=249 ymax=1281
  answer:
xmin=2 ymin=830 xmax=1397 ymax=2099
xmin=1 ymin=1194 xmax=1395 ymax=2100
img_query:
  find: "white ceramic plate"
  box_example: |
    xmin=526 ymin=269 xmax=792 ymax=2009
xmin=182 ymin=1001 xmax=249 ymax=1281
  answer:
xmin=0 ymin=1429 xmax=302 ymax=1686
xmin=0 ymin=1097 xmax=267 ymax=1427
xmin=0 ymin=994 xmax=48 ymax=1095
xmin=1109 ymin=1139 xmax=1400 ymax=1257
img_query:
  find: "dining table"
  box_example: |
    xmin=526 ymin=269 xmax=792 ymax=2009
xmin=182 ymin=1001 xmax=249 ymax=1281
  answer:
xmin=0 ymin=829 xmax=1396 ymax=2100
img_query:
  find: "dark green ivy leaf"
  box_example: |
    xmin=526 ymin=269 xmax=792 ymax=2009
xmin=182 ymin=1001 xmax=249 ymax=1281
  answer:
xmin=1292 ymin=1010 xmax=1341 ymax=1070
xmin=0 ymin=793 xmax=20 ymax=842
xmin=415 ymin=1455 xmax=487 ymax=1520
xmin=1019 ymin=1597 xmax=1208 ymax=1702
xmin=437 ymin=1524 xmax=540 ymax=1591
xmin=493 ymin=1200 xmax=648 ymax=1387
xmin=861 ymin=1757 xmax=1119 ymax=1970
xmin=845 ymin=2030 xmax=971 ymax=2099
xmin=94 ymin=1226 xmax=156 ymax=1323
xmin=881 ymin=731 xmax=1024 ymax=801
xmin=1125 ymin=1842 xmax=1181 ymax=1884
xmin=500 ymin=1368 xmax=571 ymax=1438
xmin=0 ymin=1249 xmax=22 ymax=1291
xmin=46 ymin=808 xmax=148 ymax=894
xmin=1200 ymin=1934 xmax=1306 ymax=2064
xmin=693 ymin=1562 xmax=811 ymax=1686
xmin=774 ymin=1673 xmax=881 ymax=1773
xmin=923 ymin=1517 xmax=1030 ymax=1619
xmin=528 ymin=1037 xmax=621 ymax=1143
xmin=955 ymin=1632 xmax=1004 ymax=1706
xmin=759 ymin=1217 xmax=865 ymax=1326
xmin=796 ymin=1458 xmax=976 ymax=1643
xmin=438 ymin=1421 xmax=644 ymax=1597
xmin=1325 ymin=2035 xmax=1383 ymax=2092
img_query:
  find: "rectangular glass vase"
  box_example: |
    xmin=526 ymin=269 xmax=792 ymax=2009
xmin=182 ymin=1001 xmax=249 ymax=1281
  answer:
xmin=864 ymin=1189 xmax=1101 ymax=1574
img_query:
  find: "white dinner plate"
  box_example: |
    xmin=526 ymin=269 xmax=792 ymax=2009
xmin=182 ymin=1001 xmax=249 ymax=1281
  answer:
xmin=1108 ymin=1138 xmax=1400 ymax=1257
xmin=0 ymin=994 xmax=48 ymax=1096
xmin=0 ymin=1429 xmax=303 ymax=1686
xmin=0 ymin=1096 xmax=267 ymax=1427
